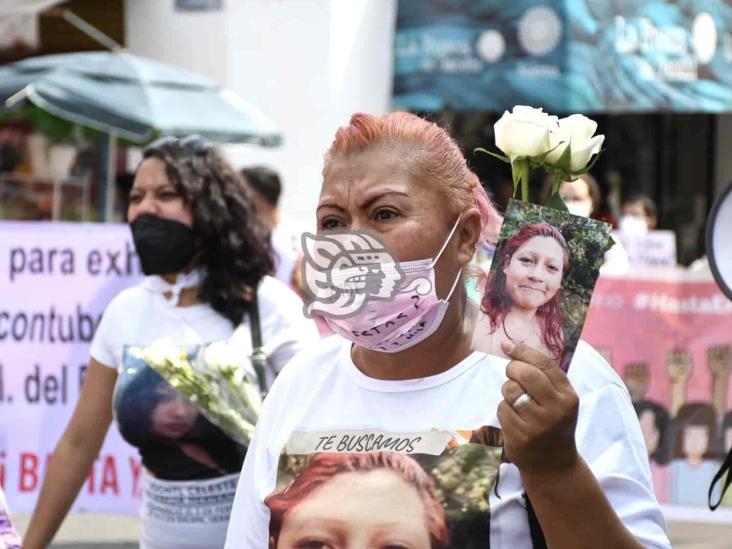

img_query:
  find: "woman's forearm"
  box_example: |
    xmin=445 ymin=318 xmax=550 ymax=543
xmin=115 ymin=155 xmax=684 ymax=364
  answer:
xmin=22 ymin=435 xmax=106 ymax=548
xmin=521 ymin=456 xmax=644 ymax=549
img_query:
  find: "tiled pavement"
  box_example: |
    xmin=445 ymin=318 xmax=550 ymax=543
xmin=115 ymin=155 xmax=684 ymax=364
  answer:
xmin=13 ymin=512 xmax=732 ymax=548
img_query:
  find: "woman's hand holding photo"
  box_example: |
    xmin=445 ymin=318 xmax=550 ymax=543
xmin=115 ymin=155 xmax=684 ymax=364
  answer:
xmin=498 ymin=339 xmax=645 ymax=549
xmin=497 ymin=340 xmax=579 ymax=476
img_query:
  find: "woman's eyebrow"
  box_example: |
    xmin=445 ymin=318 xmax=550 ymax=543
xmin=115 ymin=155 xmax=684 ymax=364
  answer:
xmin=316 ymin=202 xmax=347 ymax=214
xmin=358 ymin=190 xmax=409 ymax=210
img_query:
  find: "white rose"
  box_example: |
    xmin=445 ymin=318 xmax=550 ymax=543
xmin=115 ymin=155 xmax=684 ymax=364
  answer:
xmin=203 ymin=341 xmax=228 ymax=370
xmin=205 ymin=341 xmax=240 ymax=373
xmin=145 ymin=339 xmax=180 ymax=366
xmin=545 ymin=114 xmax=605 ymax=172
xmin=494 ymin=106 xmax=557 ymax=161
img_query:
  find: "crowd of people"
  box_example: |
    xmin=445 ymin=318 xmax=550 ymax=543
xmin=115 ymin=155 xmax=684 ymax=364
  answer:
xmin=3 ymin=112 xmax=697 ymax=549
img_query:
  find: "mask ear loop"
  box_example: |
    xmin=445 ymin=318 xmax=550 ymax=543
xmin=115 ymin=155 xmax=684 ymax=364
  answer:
xmin=430 ymin=212 xmax=464 ymax=270
xmin=444 ymin=267 xmax=463 ymax=302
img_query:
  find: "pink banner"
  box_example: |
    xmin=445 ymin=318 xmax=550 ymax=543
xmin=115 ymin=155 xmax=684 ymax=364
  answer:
xmin=584 ymin=272 xmax=732 ymax=508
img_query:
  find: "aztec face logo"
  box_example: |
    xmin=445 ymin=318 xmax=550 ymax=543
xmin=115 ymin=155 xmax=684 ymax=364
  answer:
xmin=301 ymin=231 xmax=406 ymax=319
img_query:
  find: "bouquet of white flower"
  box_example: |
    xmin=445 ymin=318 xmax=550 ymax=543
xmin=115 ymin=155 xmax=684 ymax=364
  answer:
xmin=477 ymin=105 xmax=604 ymax=207
xmin=130 ymin=339 xmax=263 ymax=446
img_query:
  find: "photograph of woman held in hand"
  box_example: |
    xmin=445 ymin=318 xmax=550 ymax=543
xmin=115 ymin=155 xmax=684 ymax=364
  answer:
xmin=473 ymin=200 xmax=612 ymax=369
xmin=473 ymin=222 xmax=569 ymax=362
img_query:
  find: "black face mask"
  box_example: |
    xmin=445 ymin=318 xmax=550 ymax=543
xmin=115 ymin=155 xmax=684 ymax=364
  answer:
xmin=130 ymin=214 xmax=196 ymax=275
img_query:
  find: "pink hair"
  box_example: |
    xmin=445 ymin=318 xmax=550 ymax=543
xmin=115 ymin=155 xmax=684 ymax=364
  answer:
xmin=323 ymin=112 xmax=501 ymax=249
xmin=481 ymin=222 xmax=570 ymax=362
xmin=265 ymin=452 xmax=450 ymax=548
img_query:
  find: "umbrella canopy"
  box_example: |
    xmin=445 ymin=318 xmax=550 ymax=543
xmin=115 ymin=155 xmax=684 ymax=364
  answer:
xmin=0 ymin=51 xmax=282 ymax=146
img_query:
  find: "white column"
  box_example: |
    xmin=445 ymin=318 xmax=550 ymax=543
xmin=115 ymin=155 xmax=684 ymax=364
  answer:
xmin=125 ymin=0 xmax=230 ymax=87
xmin=125 ymin=0 xmax=397 ymax=229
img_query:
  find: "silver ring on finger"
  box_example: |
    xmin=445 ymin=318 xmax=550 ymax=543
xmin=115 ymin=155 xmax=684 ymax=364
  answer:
xmin=511 ymin=392 xmax=533 ymax=411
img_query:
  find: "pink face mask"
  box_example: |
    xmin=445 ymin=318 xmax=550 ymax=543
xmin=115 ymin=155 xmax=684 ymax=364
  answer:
xmin=301 ymin=216 xmax=463 ymax=353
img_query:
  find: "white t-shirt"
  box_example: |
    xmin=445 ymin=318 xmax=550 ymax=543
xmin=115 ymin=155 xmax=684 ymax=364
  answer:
xmin=91 ymin=275 xmax=313 ymax=382
xmin=224 ymin=337 xmax=670 ymax=549
xmin=91 ymin=275 xmax=318 ymax=549
xmin=271 ymin=221 xmax=303 ymax=286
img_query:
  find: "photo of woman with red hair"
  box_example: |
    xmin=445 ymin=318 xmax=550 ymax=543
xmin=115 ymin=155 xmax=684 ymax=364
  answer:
xmin=473 ymin=222 xmax=570 ymax=363
xmin=265 ymin=452 xmax=450 ymax=549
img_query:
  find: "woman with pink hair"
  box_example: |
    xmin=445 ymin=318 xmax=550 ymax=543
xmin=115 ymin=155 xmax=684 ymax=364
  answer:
xmin=224 ymin=112 xmax=669 ymax=549
xmin=474 ymin=222 xmax=570 ymax=362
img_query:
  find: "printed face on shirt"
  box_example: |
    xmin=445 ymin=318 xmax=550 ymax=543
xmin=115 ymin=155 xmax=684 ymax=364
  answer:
xmin=503 ymin=236 xmax=564 ymax=311
xmin=683 ymin=425 xmax=709 ymax=459
xmin=128 ymin=157 xmax=194 ymax=227
xmin=639 ymin=410 xmax=660 ymax=455
xmin=151 ymin=384 xmax=199 ymax=439
xmin=275 ymin=469 xmax=433 ymax=549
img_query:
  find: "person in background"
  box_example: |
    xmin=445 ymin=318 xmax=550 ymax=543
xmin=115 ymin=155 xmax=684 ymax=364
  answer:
xmin=24 ymin=137 xmax=317 ymax=549
xmin=240 ymin=166 xmax=303 ymax=290
xmin=718 ymin=411 xmax=732 ymax=507
xmin=547 ymin=174 xmax=630 ymax=274
xmin=620 ymin=194 xmax=659 ymax=233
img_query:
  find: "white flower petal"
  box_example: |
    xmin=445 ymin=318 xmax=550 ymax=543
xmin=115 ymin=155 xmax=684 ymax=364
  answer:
xmin=569 ymin=134 xmax=605 ymax=172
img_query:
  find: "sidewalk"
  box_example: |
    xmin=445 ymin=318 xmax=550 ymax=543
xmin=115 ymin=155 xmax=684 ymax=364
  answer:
xmin=13 ymin=512 xmax=732 ymax=548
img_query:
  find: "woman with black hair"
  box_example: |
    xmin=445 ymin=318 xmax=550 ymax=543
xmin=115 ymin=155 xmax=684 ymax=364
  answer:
xmin=24 ymin=136 xmax=317 ymax=549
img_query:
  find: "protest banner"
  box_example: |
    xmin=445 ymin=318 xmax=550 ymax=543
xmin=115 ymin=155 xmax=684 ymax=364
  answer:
xmin=0 ymin=221 xmax=141 ymax=514
xmin=613 ymin=230 xmax=678 ymax=269
xmin=584 ymin=271 xmax=732 ymax=513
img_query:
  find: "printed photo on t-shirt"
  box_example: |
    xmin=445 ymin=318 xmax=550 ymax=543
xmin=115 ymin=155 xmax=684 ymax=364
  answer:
xmin=0 ymin=485 xmax=21 ymax=549
xmin=265 ymin=427 xmax=504 ymax=549
xmin=473 ymin=199 xmax=612 ymax=370
xmin=114 ymin=341 xmax=262 ymax=480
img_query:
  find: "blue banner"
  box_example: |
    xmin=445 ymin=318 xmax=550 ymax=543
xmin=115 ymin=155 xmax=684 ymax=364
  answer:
xmin=393 ymin=0 xmax=732 ymax=112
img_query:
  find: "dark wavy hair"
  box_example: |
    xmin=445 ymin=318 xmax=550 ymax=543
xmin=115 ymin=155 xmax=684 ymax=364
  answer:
xmin=480 ymin=222 xmax=570 ymax=362
xmin=141 ymin=137 xmax=274 ymax=325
